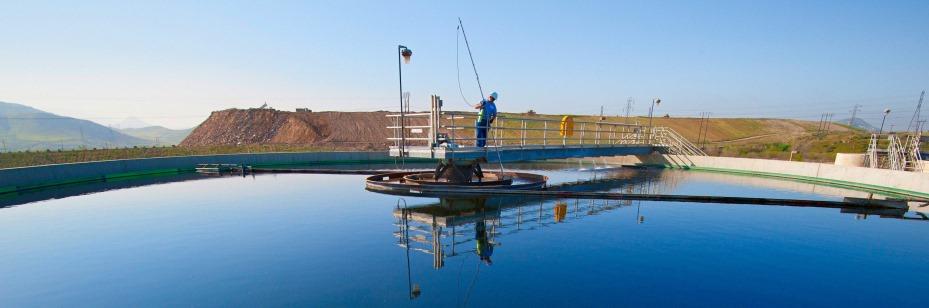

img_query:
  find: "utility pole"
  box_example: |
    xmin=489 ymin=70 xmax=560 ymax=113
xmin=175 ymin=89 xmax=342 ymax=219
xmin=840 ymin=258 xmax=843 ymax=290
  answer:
xmin=819 ymin=113 xmax=834 ymax=136
xmin=817 ymin=113 xmax=825 ymax=136
xmin=701 ymin=112 xmax=711 ymax=148
xmin=849 ymin=104 xmax=862 ymax=126
xmin=697 ymin=112 xmax=708 ymax=146
xmin=907 ymin=90 xmax=925 ymax=133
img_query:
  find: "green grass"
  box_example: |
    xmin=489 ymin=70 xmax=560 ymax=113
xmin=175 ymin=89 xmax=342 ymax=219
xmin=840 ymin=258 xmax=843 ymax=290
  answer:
xmin=710 ymin=131 xmax=871 ymax=162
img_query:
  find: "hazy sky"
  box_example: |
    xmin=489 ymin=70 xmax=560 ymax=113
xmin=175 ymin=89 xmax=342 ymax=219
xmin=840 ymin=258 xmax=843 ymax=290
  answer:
xmin=1 ymin=0 xmax=927 ymax=129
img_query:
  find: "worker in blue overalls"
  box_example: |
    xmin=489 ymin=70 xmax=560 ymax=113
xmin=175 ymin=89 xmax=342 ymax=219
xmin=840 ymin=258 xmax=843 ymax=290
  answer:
xmin=474 ymin=92 xmax=498 ymax=147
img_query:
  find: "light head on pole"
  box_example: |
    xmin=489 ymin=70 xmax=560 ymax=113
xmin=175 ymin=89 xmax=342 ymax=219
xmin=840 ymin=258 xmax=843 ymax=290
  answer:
xmin=884 ymin=108 xmax=891 ymax=115
xmin=400 ymin=45 xmax=412 ymax=64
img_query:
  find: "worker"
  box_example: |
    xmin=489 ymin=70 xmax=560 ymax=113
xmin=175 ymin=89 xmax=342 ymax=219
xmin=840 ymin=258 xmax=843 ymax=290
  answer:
xmin=474 ymin=92 xmax=498 ymax=147
xmin=475 ymin=220 xmax=494 ymax=265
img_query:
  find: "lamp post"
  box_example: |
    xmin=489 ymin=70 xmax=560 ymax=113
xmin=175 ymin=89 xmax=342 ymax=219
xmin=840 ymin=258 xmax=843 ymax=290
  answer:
xmin=878 ymin=108 xmax=891 ymax=135
xmin=648 ymin=98 xmax=661 ymax=142
xmin=398 ymin=45 xmax=412 ymax=157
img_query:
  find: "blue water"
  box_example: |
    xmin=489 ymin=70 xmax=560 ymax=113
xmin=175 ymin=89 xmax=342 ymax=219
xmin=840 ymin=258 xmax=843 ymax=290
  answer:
xmin=0 ymin=164 xmax=926 ymax=306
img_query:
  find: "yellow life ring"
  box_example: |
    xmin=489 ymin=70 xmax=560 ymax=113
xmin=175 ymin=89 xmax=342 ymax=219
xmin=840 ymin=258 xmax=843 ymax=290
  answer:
xmin=559 ymin=116 xmax=574 ymax=137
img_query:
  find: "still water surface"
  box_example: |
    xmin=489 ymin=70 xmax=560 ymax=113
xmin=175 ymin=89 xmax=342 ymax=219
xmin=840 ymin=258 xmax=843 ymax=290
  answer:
xmin=0 ymin=163 xmax=926 ymax=306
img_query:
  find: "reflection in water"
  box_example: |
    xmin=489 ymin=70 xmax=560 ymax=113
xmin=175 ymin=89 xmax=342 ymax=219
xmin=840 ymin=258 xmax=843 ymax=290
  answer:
xmin=394 ymin=168 xmax=925 ymax=277
xmin=0 ymin=172 xmax=203 ymax=209
xmin=394 ymin=171 xmax=666 ymax=273
xmin=1 ymin=163 xmax=927 ymax=305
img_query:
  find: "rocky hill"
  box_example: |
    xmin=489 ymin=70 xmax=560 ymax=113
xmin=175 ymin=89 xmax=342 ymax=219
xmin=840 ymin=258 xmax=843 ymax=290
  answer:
xmin=180 ymin=109 xmax=418 ymax=150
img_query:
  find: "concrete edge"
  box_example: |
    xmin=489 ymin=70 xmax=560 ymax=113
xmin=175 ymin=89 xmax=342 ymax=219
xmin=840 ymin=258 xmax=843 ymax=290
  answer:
xmin=687 ymin=165 xmax=929 ymax=200
xmin=0 ymin=151 xmax=437 ymax=195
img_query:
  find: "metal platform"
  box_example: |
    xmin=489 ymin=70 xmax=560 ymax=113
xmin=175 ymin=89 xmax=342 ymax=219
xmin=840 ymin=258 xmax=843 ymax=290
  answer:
xmin=389 ymin=144 xmax=655 ymax=162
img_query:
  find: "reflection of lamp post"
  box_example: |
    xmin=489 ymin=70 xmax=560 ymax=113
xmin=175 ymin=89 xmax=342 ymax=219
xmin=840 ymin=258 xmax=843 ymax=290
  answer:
xmin=398 ymin=45 xmax=412 ymax=157
xmin=648 ymin=98 xmax=661 ymax=142
xmin=397 ymin=199 xmax=420 ymax=300
xmin=878 ymin=108 xmax=891 ymax=135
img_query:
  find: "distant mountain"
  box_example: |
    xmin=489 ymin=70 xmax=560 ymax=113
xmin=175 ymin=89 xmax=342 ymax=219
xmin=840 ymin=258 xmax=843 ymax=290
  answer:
xmin=112 ymin=116 xmax=152 ymax=129
xmin=837 ymin=118 xmax=878 ymax=131
xmin=0 ymin=101 xmax=151 ymax=151
xmin=118 ymin=126 xmax=192 ymax=145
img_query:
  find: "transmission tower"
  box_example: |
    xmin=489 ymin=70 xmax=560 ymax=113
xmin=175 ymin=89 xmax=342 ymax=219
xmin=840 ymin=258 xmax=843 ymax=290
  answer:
xmin=849 ymin=104 xmax=862 ymax=127
xmin=907 ymin=90 xmax=925 ymax=133
xmin=624 ymin=97 xmax=634 ymax=120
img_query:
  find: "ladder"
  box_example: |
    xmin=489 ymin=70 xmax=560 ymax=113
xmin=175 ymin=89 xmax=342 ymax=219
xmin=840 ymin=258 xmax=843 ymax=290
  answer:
xmin=904 ymin=132 xmax=923 ymax=172
xmin=887 ymin=134 xmax=906 ymax=171
xmin=865 ymin=134 xmax=879 ymax=168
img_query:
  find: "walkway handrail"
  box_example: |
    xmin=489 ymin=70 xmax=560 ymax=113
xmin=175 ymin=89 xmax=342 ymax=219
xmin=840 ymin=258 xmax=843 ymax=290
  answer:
xmin=384 ymin=99 xmax=705 ymax=159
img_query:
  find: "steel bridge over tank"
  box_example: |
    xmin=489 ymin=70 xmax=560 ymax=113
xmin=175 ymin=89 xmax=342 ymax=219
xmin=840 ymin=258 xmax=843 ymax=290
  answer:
xmin=386 ymin=95 xmax=706 ymax=164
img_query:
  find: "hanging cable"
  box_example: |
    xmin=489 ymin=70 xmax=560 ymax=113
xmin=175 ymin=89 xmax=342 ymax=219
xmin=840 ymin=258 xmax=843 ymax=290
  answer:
xmin=457 ymin=18 xmax=505 ymax=174
xmin=456 ymin=25 xmax=476 ymax=107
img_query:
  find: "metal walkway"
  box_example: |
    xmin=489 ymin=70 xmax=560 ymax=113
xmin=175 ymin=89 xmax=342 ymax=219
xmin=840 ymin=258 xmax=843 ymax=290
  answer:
xmin=387 ymin=95 xmax=705 ymax=163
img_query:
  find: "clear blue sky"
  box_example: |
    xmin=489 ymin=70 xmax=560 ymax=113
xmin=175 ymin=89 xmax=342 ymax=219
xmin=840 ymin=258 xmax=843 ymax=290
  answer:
xmin=1 ymin=0 xmax=927 ymax=129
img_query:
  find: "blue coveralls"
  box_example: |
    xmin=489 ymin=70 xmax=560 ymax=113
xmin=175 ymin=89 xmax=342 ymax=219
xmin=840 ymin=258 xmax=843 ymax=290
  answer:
xmin=476 ymin=100 xmax=496 ymax=147
xmin=475 ymin=221 xmax=493 ymax=260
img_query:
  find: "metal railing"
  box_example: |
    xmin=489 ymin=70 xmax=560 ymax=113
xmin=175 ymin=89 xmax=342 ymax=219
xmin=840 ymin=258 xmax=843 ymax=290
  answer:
xmin=865 ymin=132 xmax=924 ymax=172
xmin=386 ymin=95 xmax=706 ymax=161
xmin=439 ymin=111 xmax=653 ymax=147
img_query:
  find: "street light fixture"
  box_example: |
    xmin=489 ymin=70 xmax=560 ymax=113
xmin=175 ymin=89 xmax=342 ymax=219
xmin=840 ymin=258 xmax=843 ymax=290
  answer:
xmin=398 ymin=45 xmax=412 ymax=157
xmin=648 ymin=98 xmax=661 ymax=141
xmin=878 ymin=108 xmax=891 ymax=135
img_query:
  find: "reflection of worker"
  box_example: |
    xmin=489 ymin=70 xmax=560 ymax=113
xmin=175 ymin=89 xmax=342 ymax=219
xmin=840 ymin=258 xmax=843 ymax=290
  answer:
xmin=475 ymin=220 xmax=494 ymax=265
xmin=474 ymin=92 xmax=498 ymax=147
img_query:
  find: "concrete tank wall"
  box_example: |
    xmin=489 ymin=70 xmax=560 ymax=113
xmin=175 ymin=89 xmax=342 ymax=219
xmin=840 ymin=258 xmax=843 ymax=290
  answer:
xmin=834 ymin=153 xmax=865 ymax=167
xmin=598 ymin=154 xmax=929 ymax=197
xmin=685 ymin=155 xmax=929 ymax=197
xmin=0 ymin=151 xmax=395 ymax=191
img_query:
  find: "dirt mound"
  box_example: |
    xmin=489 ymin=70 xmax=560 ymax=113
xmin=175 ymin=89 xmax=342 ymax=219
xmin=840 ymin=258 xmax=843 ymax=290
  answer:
xmin=180 ymin=109 xmax=423 ymax=150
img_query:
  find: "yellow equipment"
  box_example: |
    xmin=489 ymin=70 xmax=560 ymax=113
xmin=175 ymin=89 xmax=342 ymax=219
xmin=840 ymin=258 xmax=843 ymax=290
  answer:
xmin=559 ymin=116 xmax=574 ymax=137
xmin=554 ymin=202 xmax=567 ymax=223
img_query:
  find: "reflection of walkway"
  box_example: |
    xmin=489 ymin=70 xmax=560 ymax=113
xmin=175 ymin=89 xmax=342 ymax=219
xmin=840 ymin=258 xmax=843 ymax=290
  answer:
xmin=393 ymin=172 xmax=664 ymax=269
xmin=395 ymin=197 xmax=644 ymax=269
xmin=394 ymin=170 xmax=926 ymax=270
